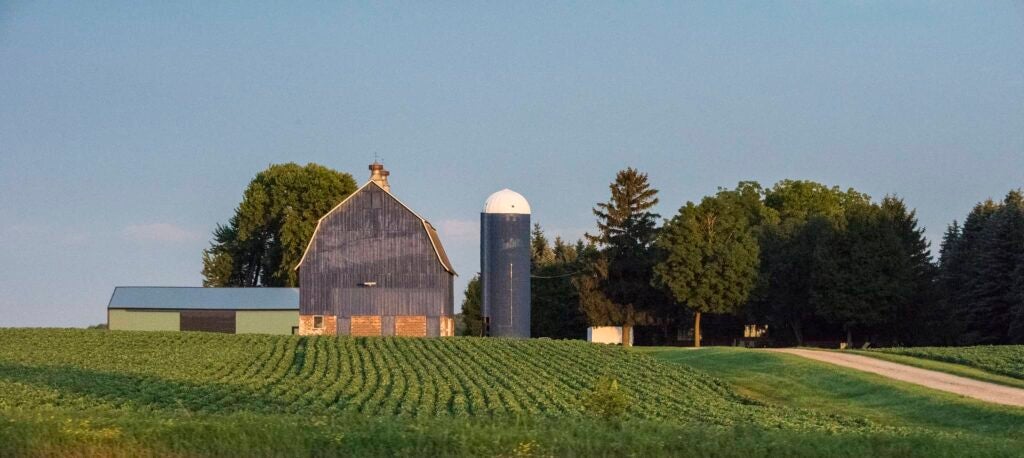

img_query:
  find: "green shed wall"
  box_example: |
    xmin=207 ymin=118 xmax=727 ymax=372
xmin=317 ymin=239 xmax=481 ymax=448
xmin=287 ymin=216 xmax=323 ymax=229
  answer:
xmin=108 ymin=309 xmax=180 ymax=331
xmin=236 ymin=310 xmax=299 ymax=335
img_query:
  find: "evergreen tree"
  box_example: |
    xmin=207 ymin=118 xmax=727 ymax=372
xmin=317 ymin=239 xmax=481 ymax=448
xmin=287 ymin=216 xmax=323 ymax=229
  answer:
xmin=202 ymin=163 xmax=356 ymax=287
xmin=935 ymin=221 xmax=966 ymax=343
xmin=880 ymin=197 xmax=938 ymax=344
xmin=460 ymin=275 xmax=483 ymax=336
xmin=578 ymin=168 xmax=664 ymax=345
xmin=968 ymin=191 xmax=1024 ymax=343
xmin=954 ymin=199 xmax=1003 ymax=343
xmin=653 ymin=192 xmax=761 ymax=347
xmin=530 ymin=226 xmax=587 ymax=339
xmin=1011 ymin=250 xmax=1024 ymax=343
xmin=812 ymin=197 xmax=935 ymax=346
xmin=530 ymin=224 xmax=555 ymax=268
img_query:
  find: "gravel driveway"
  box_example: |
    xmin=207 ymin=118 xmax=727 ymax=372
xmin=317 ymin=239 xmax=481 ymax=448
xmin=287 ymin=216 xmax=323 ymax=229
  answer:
xmin=770 ymin=348 xmax=1024 ymax=408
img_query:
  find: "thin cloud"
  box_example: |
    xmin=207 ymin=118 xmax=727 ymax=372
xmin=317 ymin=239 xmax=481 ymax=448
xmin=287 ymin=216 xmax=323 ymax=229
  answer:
xmin=122 ymin=223 xmax=202 ymax=243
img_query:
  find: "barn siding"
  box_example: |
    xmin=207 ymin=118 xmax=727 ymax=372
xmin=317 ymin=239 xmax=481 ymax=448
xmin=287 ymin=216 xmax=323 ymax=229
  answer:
xmin=299 ymin=184 xmax=454 ymax=323
xmin=108 ymin=309 xmax=180 ymax=332
xmin=235 ymin=310 xmax=298 ymax=335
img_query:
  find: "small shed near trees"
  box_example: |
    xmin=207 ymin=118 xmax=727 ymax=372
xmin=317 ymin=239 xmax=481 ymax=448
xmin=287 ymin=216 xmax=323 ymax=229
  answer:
xmin=107 ymin=286 xmax=299 ymax=334
xmin=295 ymin=163 xmax=457 ymax=337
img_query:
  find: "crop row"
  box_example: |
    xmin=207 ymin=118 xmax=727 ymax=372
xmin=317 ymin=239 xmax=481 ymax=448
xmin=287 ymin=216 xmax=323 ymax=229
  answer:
xmin=875 ymin=345 xmax=1024 ymax=380
xmin=0 ymin=329 xmax=840 ymax=428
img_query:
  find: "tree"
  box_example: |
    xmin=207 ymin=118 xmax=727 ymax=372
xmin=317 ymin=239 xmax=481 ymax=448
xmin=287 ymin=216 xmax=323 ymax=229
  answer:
xmin=579 ymin=168 xmax=664 ymax=346
xmin=202 ymin=163 xmax=356 ymax=287
xmin=968 ymin=191 xmax=1024 ymax=343
xmin=935 ymin=220 xmax=965 ymax=342
xmin=653 ymin=192 xmax=761 ymax=347
xmin=755 ymin=180 xmax=871 ymax=345
xmin=878 ymin=197 xmax=938 ymax=345
xmin=531 ymin=224 xmax=556 ymax=267
xmin=530 ymin=226 xmax=587 ymax=339
xmin=460 ymin=275 xmax=484 ymax=336
xmin=936 ymin=200 xmax=998 ymax=344
xmin=811 ymin=198 xmax=935 ymax=347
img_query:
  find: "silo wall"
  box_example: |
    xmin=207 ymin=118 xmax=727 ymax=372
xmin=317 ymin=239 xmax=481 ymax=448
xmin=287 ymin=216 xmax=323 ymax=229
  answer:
xmin=480 ymin=212 xmax=531 ymax=338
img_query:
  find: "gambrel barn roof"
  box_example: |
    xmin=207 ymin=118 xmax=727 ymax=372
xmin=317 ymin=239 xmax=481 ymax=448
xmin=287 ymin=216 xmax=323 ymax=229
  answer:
xmin=295 ymin=180 xmax=456 ymax=275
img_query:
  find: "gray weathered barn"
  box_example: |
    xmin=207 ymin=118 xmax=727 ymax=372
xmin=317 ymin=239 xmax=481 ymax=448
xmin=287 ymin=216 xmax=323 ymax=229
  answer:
xmin=295 ymin=163 xmax=457 ymax=336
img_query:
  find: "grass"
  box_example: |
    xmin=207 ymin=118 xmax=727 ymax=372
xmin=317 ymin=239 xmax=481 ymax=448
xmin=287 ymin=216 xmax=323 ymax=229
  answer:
xmin=5 ymin=408 xmax=1020 ymax=457
xmin=846 ymin=349 xmax=1024 ymax=390
xmin=2 ymin=330 xmax=1024 ymax=456
xmin=640 ymin=347 xmax=1024 ymax=444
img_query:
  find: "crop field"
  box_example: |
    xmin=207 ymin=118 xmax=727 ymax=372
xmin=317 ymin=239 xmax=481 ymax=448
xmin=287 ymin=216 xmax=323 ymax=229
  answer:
xmin=0 ymin=329 xmax=833 ymax=426
xmin=1 ymin=329 xmax=1023 ymax=456
xmin=874 ymin=345 xmax=1024 ymax=380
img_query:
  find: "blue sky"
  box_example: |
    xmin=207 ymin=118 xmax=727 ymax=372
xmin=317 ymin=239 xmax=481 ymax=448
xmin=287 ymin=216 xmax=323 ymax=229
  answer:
xmin=1 ymin=1 xmax=1022 ymax=327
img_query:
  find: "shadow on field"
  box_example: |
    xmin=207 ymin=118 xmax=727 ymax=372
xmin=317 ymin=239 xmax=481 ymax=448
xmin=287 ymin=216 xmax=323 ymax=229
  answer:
xmin=0 ymin=362 xmax=293 ymax=413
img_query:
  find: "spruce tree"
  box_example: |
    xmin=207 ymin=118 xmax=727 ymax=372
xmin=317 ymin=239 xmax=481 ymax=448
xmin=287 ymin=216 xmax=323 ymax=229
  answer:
xmin=459 ymin=276 xmax=483 ymax=336
xmin=969 ymin=191 xmax=1024 ymax=343
xmin=578 ymin=168 xmax=663 ymax=345
xmin=813 ymin=197 xmax=935 ymax=346
xmin=530 ymin=226 xmax=587 ymax=339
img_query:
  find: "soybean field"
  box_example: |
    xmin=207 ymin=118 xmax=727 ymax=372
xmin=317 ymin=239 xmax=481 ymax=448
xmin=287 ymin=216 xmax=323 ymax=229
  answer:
xmin=3 ymin=329 xmax=1024 ymax=457
xmin=874 ymin=345 xmax=1024 ymax=380
xmin=0 ymin=328 xmax=830 ymax=426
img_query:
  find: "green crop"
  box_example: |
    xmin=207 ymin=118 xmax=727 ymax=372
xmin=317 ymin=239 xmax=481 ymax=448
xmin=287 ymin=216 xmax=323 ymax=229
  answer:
xmin=0 ymin=329 xmax=850 ymax=429
xmin=874 ymin=345 xmax=1024 ymax=380
xmin=3 ymin=330 xmax=1022 ymax=456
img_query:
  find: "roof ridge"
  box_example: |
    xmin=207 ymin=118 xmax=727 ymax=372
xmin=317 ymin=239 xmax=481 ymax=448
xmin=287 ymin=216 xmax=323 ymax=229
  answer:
xmin=294 ymin=181 xmax=456 ymax=275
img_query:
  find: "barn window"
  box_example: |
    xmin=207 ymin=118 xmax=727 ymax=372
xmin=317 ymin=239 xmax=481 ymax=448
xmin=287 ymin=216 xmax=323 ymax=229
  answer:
xmin=313 ymin=315 xmax=324 ymax=329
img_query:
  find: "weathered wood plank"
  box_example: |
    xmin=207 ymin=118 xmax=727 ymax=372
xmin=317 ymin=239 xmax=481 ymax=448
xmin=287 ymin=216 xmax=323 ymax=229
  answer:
xmin=299 ymin=184 xmax=455 ymax=327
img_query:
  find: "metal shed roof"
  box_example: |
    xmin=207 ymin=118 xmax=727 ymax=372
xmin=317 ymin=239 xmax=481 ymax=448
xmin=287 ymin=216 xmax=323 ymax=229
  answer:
xmin=108 ymin=287 xmax=299 ymax=310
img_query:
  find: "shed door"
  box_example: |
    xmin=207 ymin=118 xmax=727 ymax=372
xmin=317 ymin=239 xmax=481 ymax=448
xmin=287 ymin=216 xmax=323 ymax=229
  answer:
xmin=180 ymin=310 xmax=236 ymax=333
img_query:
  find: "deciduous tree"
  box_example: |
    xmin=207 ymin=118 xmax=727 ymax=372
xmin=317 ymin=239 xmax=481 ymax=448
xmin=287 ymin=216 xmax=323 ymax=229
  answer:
xmin=202 ymin=163 xmax=356 ymax=287
xmin=653 ymin=192 xmax=760 ymax=347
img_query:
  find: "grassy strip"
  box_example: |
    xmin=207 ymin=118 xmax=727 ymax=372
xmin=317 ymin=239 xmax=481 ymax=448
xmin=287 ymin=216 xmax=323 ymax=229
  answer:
xmin=638 ymin=347 xmax=1024 ymax=442
xmin=1 ymin=408 xmax=1021 ymax=458
xmin=846 ymin=350 xmax=1024 ymax=390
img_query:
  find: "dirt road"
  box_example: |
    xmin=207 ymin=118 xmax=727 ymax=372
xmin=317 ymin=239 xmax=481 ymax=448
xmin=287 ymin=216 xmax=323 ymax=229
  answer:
xmin=770 ymin=348 xmax=1024 ymax=408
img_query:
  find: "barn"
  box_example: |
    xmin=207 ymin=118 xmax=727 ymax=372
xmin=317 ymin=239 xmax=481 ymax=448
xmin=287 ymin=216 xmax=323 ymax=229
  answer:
xmin=107 ymin=286 xmax=298 ymax=334
xmin=295 ymin=163 xmax=457 ymax=337
xmin=106 ymin=162 xmax=455 ymax=337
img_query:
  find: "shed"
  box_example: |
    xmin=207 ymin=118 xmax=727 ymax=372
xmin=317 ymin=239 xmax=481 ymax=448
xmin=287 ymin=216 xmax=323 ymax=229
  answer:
xmin=107 ymin=286 xmax=299 ymax=334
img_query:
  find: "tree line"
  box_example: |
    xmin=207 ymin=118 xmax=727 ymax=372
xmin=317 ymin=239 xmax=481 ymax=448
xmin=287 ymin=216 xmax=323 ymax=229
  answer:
xmin=465 ymin=169 xmax=1021 ymax=347
xmin=204 ymin=163 xmax=1022 ymax=346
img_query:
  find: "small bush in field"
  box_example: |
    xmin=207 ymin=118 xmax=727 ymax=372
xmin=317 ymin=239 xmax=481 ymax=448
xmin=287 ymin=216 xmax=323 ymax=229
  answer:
xmin=582 ymin=377 xmax=630 ymax=419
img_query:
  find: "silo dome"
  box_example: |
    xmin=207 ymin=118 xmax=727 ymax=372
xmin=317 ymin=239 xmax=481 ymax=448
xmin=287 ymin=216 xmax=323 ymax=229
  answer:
xmin=483 ymin=189 xmax=531 ymax=214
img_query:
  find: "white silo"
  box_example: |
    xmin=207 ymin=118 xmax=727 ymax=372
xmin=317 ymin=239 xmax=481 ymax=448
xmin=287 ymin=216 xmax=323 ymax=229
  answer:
xmin=480 ymin=189 xmax=531 ymax=338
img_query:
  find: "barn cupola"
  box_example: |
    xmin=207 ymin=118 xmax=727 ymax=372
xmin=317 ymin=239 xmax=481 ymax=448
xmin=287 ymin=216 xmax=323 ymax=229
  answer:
xmin=369 ymin=162 xmax=391 ymax=192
